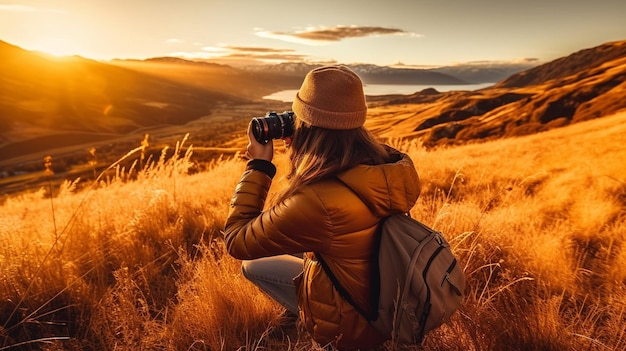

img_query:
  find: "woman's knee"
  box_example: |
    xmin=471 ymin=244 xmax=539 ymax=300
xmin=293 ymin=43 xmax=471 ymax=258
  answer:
xmin=241 ymin=256 xmax=303 ymax=283
xmin=241 ymin=260 xmax=255 ymax=280
xmin=241 ymin=259 xmax=270 ymax=282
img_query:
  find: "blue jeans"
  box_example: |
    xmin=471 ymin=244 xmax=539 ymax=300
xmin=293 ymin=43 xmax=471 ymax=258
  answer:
xmin=241 ymin=254 xmax=303 ymax=315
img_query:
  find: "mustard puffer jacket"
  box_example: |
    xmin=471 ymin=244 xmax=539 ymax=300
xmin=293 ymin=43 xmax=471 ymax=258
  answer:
xmin=224 ymin=148 xmax=420 ymax=350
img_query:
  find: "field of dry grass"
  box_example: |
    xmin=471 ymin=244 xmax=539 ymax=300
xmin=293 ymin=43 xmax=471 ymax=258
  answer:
xmin=0 ymin=111 xmax=625 ymax=350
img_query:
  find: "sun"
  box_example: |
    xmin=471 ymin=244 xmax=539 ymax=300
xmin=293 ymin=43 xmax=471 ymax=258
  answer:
xmin=32 ymin=38 xmax=80 ymax=58
xmin=10 ymin=7 xmax=90 ymax=58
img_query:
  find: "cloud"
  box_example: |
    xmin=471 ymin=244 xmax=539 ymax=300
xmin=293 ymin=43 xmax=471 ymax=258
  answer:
xmin=256 ymin=25 xmax=421 ymax=45
xmin=391 ymin=61 xmax=439 ymax=69
xmin=224 ymin=46 xmax=317 ymax=63
xmin=224 ymin=46 xmax=295 ymax=54
xmin=210 ymin=45 xmax=306 ymax=62
xmin=391 ymin=58 xmax=542 ymax=70
xmin=169 ymin=45 xmax=310 ymax=65
xmin=226 ymin=52 xmax=309 ymax=62
xmin=166 ymin=38 xmax=183 ymax=44
xmin=450 ymin=58 xmax=542 ymax=66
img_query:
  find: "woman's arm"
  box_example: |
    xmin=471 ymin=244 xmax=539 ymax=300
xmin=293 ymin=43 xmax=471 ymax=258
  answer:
xmin=224 ymin=166 xmax=331 ymax=259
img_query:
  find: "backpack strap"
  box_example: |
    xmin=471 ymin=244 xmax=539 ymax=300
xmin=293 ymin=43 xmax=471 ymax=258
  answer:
xmin=314 ymin=252 xmax=374 ymax=319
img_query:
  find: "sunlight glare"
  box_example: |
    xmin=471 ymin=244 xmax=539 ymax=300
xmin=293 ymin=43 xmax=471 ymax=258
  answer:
xmin=35 ymin=38 xmax=79 ymax=58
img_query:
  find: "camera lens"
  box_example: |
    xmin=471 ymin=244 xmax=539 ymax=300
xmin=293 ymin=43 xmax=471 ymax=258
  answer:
xmin=251 ymin=111 xmax=294 ymax=144
xmin=251 ymin=118 xmax=268 ymax=144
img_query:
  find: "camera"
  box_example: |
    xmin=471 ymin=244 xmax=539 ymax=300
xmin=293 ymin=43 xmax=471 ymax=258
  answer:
xmin=251 ymin=111 xmax=295 ymax=144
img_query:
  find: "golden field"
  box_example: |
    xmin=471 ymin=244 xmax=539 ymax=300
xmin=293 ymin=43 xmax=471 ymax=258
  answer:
xmin=0 ymin=109 xmax=625 ymax=350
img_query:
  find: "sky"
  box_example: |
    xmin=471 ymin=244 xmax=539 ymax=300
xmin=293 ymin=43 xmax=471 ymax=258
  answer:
xmin=1 ymin=0 xmax=626 ymax=67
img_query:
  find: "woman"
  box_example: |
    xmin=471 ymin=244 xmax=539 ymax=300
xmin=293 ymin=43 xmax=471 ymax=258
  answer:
xmin=223 ymin=65 xmax=420 ymax=350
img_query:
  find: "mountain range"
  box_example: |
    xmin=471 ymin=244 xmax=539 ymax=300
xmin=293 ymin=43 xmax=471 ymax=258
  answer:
xmin=0 ymin=39 xmax=538 ymax=164
xmin=231 ymin=60 xmax=538 ymax=85
xmin=1 ymin=38 xmax=625 ymax=167
xmin=362 ymin=39 xmax=626 ymax=147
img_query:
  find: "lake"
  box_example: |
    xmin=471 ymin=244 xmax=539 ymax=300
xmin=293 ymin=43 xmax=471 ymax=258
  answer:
xmin=263 ymin=83 xmax=495 ymax=102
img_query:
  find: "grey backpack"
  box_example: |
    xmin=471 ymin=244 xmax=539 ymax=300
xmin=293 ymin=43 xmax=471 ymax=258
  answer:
xmin=317 ymin=213 xmax=465 ymax=345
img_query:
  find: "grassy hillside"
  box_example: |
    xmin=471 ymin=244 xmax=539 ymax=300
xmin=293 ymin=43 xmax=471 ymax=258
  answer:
xmin=0 ymin=110 xmax=624 ymax=350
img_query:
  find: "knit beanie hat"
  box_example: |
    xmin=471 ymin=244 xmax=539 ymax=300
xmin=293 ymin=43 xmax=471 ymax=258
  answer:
xmin=292 ymin=65 xmax=367 ymax=130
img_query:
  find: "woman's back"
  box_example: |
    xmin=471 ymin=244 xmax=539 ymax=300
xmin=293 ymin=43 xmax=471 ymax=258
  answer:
xmin=224 ymin=65 xmax=421 ymax=350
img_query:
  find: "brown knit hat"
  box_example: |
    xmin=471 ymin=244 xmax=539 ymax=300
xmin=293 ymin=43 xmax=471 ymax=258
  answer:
xmin=292 ymin=65 xmax=367 ymax=130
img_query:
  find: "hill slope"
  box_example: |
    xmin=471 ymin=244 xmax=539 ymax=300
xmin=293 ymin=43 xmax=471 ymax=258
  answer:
xmin=0 ymin=41 xmax=248 ymax=132
xmin=366 ymin=40 xmax=626 ymax=147
xmin=0 ymin=40 xmax=256 ymax=161
xmin=0 ymin=107 xmax=623 ymax=350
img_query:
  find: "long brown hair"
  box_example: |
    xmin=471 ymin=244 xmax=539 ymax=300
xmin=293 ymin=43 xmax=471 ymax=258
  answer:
xmin=277 ymin=117 xmax=390 ymax=202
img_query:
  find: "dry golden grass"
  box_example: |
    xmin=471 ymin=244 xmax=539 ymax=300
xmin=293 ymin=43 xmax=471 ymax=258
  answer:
xmin=0 ymin=112 xmax=625 ymax=350
xmin=403 ymin=111 xmax=626 ymax=351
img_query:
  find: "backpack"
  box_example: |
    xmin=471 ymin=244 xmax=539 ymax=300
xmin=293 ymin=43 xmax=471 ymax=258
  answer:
xmin=316 ymin=213 xmax=465 ymax=345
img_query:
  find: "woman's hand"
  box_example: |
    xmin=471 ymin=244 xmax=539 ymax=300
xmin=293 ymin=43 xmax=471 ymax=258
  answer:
xmin=246 ymin=121 xmax=274 ymax=162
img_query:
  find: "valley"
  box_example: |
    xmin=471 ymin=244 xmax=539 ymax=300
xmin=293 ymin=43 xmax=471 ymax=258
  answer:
xmin=1 ymin=38 xmax=625 ymax=197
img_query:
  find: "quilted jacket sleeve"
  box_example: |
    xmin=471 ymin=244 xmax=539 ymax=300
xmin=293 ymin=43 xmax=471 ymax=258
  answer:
xmin=224 ymin=167 xmax=331 ymax=260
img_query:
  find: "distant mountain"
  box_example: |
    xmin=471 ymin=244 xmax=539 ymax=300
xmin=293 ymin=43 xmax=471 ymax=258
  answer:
xmin=243 ymin=62 xmax=468 ymax=85
xmin=352 ymin=64 xmax=468 ymax=85
xmin=432 ymin=60 xmax=540 ymax=84
xmin=111 ymin=57 xmax=304 ymax=99
xmin=240 ymin=61 xmax=542 ymax=85
xmin=366 ymin=39 xmax=626 ymax=147
xmin=110 ymin=58 xmax=534 ymax=95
